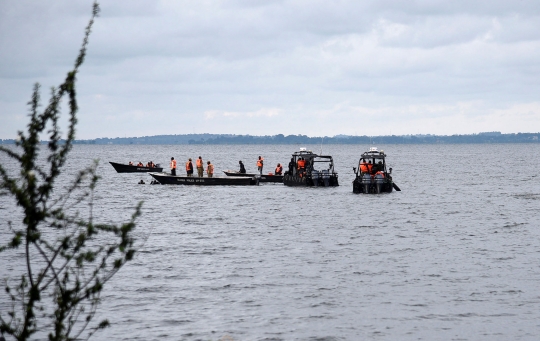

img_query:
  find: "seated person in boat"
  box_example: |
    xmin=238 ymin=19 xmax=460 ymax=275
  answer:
xmin=239 ymin=161 xmax=246 ymax=174
xmin=275 ymin=163 xmax=283 ymax=175
xmin=129 ymin=161 xmax=134 ymax=166
xmin=374 ymin=161 xmax=383 ymax=173
xmin=137 ymin=161 xmax=144 ymax=167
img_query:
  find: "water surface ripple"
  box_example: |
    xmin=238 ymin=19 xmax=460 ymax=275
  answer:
xmin=1 ymin=144 xmax=540 ymax=340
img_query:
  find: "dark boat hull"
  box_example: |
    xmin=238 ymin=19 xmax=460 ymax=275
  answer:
xmin=352 ymin=178 xmax=394 ymax=194
xmin=110 ymin=162 xmax=163 ymax=173
xmin=223 ymin=170 xmax=283 ymax=183
xmin=283 ymin=174 xmax=339 ymax=187
xmin=149 ymin=172 xmax=257 ymax=186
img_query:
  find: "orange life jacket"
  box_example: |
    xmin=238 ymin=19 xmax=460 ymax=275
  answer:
xmin=207 ymin=164 xmax=214 ymax=173
xmin=196 ymin=159 xmax=203 ymax=168
xmin=137 ymin=162 xmax=143 ymax=166
xmin=257 ymin=158 xmax=264 ymax=167
xmin=360 ymin=162 xmax=368 ymax=173
xmin=297 ymin=159 xmax=306 ymax=169
xmin=186 ymin=161 xmax=192 ymax=171
xmin=376 ymin=171 xmax=385 ymax=178
xmin=367 ymin=163 xmax=373 ymax=173
xmin=275 ymin=165 xmax=283 ymax=174
xmin=170 ymin=160 xmax=177 ymax=168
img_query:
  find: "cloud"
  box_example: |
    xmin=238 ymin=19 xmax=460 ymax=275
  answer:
xmin=205 ymin=108 xmax=281 ymax=120
xmin=1 ymin=0 xmax=539 ymax=139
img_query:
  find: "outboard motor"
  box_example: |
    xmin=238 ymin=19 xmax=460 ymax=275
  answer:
xmin=322 ymin=169 xmax=330 ymax=187
xmin=361 ymin=173 xmax=372 ymax=193
xmin=312 ymin=170 xmax=320 ymax=187
xmin=374 ymin=173 xmax=384 ymax=193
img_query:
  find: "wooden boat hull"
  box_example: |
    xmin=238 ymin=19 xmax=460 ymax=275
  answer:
xmin=110 ymin=162 xmax=163 ymax=173
xmin=223 ymin=170 xmax=283 ymax=183
xmin=149 ymin=172 xmax=258 ymax=186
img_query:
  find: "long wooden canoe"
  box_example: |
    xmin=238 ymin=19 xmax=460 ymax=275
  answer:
xmin=149 ymin=172 xmax=258 ymax=186
xmin=109 ymin=162 xmax=163 ymax=173
xmin=222 ymin=170 xmax=283 ymax=183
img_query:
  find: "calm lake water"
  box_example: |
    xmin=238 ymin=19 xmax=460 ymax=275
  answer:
xmin=1 ymin=144 xmax=540 ymax=340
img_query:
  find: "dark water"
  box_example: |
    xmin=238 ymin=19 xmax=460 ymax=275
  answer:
xmin=1 ymin=144 xmax=540 ymax=340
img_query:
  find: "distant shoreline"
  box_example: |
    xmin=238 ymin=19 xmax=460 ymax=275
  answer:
xmin=1 ymin=132 xmax=539 ymax=145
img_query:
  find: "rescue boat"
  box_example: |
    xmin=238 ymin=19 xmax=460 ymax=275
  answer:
xmin=352 ymin=147 xmax=400 ymax=194
xmin=282 ymin=148 xmax=339 ymax=187
xmin=109 ymin=161 xmax=163 ymax=173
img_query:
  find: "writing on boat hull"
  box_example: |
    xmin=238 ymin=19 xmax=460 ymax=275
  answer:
xmin=177 ymin=178 xmax=205 ymax=183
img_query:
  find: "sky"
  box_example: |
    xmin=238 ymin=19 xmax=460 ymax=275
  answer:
xmin=1 ymin=0 xmax=540 ymax=139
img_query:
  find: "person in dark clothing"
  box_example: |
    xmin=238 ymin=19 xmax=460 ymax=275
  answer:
xmin=288 ymin=157 xmax=295 ymax=175
xmin=239 ymin=161 xmax=246 ymax=174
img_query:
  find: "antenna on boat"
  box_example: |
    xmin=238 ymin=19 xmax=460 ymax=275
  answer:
xmin=320 ymin=137 xmax=324 ymax=155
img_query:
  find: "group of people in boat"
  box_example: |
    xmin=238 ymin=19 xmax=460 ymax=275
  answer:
xmin=359 ymin=159 xmax=386 ymax=177
xmin=129 ymin=161 xmax=157 ymax=168
xmin=237 ymin=157 xmax=283 ymax=176
xmin=127 ymin=154 xmax=285 ymax=178
xmin=285 ymin=157 xmax=311 ymax=177
xmin=169 ymin=156 xmax=215 ymax=177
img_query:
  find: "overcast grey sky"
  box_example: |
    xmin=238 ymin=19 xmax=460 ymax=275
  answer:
xmin=1 ymin=0 xmax=539 ymax=139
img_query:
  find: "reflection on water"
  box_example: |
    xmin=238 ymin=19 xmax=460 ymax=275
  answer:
xmin=1 ymin=144 xmax=540 ymax=340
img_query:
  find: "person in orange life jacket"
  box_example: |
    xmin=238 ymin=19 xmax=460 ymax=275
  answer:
xmin=257 ymin=156 xmax=264 ymax=175
xmin=375 ymin=170 xmax=385 ymax=178
xmin=137 ymin=161 xmax=143 ymax=167
xmin=275 ymin=163 xmax=283 ymax=175
xmin=206 ymin=161 xmax=214 ymax=177
xmin=196 ymin=156 xmax=204 ymax=177
xmin=359 ymin=159 xmax=369 ymax=173
xmin=170 ymin=157 xmax=177 ymax=176
xmin=186 ymin=158 xmax=194 ymax=177
xmin=297 ymin=158 xmax=306 ymax=177
xmin=239 ymin=161 xmax=246 ymax=174
xmin=367 ymin=160 xmax=373 ymax=174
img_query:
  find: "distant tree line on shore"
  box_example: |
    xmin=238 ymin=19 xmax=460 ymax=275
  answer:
xmin=1 ymin=132 xmax=539 ymax=145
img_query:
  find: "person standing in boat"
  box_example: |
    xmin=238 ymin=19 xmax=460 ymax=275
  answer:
xmin=170 ymin=157 xmax=177 ymax=176
xmin=257 ymin=156 xmax=264 ymax=175
xmin=297 ymin=157 xmax=306 ymax=177
xmin=359 ymin=159 xmax=369 ymax=174
xmin=275 ymin=163 xmax=283 ymax=175
xmin=239 ymin=161 xmax=246 ymax=174
xmin=185 ymin=158 xmax=194 ymax=177
xmin=196 ymin=156 xmax=204 ymax=177
xmin=367 ymin=160 xmax=374 ymax=174
xmin=206 ymin=161 xmax=214 ymax=177
xmin=288 ymin=157 xmax=295 ymax=175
